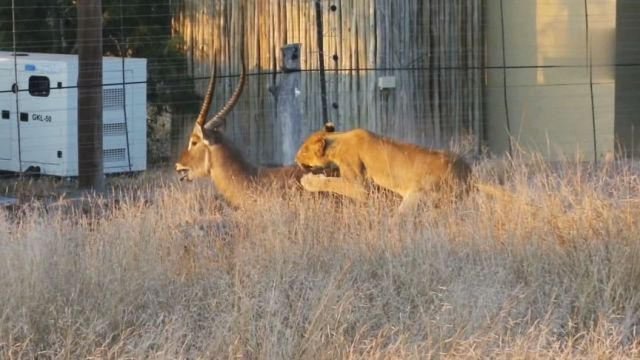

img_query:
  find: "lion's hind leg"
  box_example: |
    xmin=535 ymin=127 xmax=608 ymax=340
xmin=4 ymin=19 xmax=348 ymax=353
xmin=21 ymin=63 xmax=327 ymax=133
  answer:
xmin=398 ymin=191 xmax=427 ymax=214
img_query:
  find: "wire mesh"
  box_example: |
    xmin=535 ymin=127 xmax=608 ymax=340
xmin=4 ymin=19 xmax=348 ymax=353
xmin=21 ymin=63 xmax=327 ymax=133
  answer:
xmin=0 ymin=0 xmax=637 ymax=184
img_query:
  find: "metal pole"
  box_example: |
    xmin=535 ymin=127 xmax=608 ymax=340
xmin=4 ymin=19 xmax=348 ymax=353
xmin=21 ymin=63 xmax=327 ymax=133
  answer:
xmin=315 ymin=0 xmax=329 ymax=124
xmin=11 ymin=0 xmax=23 ymax=174
xmin=119 ymin=0 xmax=132 ymax=172
xmin=498 ymin=0 xmax=513 ymax=156
xmin=584 ymin=0 xmax=598 ymax=166
xmin=77 ymin=0 xmax=104 ymax=191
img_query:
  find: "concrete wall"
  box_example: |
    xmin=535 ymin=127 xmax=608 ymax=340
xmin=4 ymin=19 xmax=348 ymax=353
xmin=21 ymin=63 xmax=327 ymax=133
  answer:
xmin=485 ymin=0 xmax=616 ymax=160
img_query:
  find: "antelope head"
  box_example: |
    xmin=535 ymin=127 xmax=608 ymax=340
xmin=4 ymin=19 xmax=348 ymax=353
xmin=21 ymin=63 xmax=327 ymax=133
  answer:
xmin=175 ymin=58 xmax=247 ymax=182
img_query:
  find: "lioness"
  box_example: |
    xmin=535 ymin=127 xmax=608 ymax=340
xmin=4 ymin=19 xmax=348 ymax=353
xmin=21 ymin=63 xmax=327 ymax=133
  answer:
xmin=295 ymin=123 xmax=472 ymax=212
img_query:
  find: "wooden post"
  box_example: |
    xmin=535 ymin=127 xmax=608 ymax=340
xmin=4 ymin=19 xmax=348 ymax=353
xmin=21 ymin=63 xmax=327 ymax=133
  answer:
xmin=271 ymin=44 xmax=303 ymax=164
xmin=77 ymin=0 xmax=104 ymax=191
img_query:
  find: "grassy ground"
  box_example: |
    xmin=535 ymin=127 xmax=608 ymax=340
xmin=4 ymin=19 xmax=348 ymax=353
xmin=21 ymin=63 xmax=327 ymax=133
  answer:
xmin=1 ymin=156 xmax=640 ymax=359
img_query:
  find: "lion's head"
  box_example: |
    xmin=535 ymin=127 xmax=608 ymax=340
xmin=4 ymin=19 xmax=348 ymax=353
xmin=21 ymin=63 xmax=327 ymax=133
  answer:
xmin=295 ymin=122 xmax=335 ymax=171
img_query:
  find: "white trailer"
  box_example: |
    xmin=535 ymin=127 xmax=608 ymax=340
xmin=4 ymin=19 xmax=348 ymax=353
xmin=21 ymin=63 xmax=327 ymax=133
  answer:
xmin=0 ymin=51 xmax=147 ymax=176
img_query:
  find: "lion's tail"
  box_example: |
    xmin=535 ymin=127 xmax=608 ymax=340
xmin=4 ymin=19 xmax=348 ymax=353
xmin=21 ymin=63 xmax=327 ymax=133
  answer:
xmin=473 ymin=182 xmax=514 ymax=202
xmin=473 ymin=182 xmax=539 ymax=210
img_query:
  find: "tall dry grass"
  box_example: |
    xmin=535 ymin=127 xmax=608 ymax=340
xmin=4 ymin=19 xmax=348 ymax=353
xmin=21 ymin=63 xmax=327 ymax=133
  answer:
xmin=1 ymin=156 xmax=640 ymax=359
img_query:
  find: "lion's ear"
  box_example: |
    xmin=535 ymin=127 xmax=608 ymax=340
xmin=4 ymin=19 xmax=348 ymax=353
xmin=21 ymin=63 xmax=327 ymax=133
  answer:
xmin=315 ymin=138 xmax=326 ymax=156
xmin=324 ymin=122 xmax=335 ymax=133
xmin=313 ymin=136 xmax=333 ymax=157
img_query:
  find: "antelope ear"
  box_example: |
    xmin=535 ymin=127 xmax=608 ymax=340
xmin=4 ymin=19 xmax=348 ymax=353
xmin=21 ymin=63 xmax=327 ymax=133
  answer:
xmin=324 ymin=122 xmax=335 ymax=133
xmin=193 ymin=123 xmax=204 ymax=137
xmin=216 ymin=119 xmax=227 ymax=132
xmin=192 ymin=124 xmax=214 ymax=145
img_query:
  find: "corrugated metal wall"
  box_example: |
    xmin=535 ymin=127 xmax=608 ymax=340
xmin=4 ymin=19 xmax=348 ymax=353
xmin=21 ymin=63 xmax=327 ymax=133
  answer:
xmin=172 ymin=0 xmax=483 ymax=165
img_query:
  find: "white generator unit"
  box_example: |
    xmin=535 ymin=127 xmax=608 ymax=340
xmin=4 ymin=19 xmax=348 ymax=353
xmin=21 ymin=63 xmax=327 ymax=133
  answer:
xmin=0 ymin=51 xmax=147 ymax=176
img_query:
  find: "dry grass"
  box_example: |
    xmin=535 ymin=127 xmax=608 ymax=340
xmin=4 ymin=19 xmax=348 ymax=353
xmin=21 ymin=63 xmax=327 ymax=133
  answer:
xmin=1 ymin=156 xmax=640 ymax=359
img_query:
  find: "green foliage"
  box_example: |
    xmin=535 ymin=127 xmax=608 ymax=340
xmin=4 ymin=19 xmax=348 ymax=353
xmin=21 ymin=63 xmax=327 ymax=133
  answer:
xmin=0 ymin=0 xmax=76 ymax=53
xmin=101 ymin=0 xmax=195 ymax=113
xmin=0 ymin=0 xmax=194 ymax=110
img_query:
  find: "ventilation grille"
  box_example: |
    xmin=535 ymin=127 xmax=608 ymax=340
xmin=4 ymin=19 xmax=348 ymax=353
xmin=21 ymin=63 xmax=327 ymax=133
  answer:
xmin=103 ymin=148 xmax=126 ymax=163
xmin=104 ymin=122 xmax=126 ymax=136
xmin=103 ymin=88 xmax=124 ymax=110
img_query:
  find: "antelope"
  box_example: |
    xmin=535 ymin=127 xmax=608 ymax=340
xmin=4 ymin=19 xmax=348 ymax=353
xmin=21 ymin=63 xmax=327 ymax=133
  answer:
xmin=175 ymin=56 xmax=333 ymax=207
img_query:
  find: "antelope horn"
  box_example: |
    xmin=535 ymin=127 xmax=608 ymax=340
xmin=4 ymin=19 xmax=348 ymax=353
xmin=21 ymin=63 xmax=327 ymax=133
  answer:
xmin=196 ymin=53 xmax=217 ymax=127
xmin=204 ymin=54 xmax=246 ymax=130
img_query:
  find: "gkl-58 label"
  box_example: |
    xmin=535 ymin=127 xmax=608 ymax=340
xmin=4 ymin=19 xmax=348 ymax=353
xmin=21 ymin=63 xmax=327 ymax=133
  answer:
xmin=32 ymin=113 xmax=52 ymax=122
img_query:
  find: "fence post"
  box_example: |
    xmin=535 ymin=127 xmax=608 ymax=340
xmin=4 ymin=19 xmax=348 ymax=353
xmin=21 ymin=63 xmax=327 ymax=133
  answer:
xmin=77 ymin=0 xmax=104 ymax=191
xmin=315 ymin=0 xmax=329 ymax=124
xmin=271 ymin=44 xmax=303 ymax=164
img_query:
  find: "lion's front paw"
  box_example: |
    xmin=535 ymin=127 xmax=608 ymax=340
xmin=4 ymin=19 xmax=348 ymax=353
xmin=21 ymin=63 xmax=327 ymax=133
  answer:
xmin=300 ymin=173 xmax=327 ymax=192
